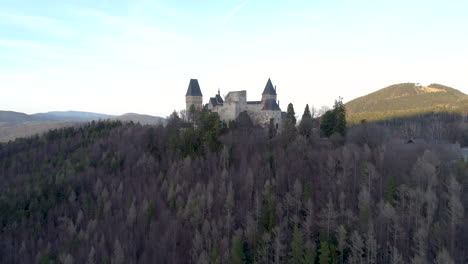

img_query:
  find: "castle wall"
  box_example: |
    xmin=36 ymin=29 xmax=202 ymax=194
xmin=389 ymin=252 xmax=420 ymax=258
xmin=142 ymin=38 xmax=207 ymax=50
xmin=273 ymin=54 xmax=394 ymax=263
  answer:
xmin=186 ymin=96 xmax=203 ymax=110
xmin=203 ymin=89 xmax=283 ymax=128
xmin=248 ymin=110 xmax=282 ymax=127
xmin=245 ymin=104 xmax=263 ymax=124
xmin=213 ymin=91 xmax=247 ymax=121
xmin=245 ymin=104 xmax=262 ymax=112
xmin=213 ymin=103 xmax=237 ymax=121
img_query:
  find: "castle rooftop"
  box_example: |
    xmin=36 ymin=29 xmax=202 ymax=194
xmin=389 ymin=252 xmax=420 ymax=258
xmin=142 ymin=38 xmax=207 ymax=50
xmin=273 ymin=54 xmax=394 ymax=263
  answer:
xmin=186 ymin=79 xmax=203 ymax=96
xmin=262 ymin=78 xmax=277 ymax=95
xmin=262 ymin=98 xmax=281 ymax=111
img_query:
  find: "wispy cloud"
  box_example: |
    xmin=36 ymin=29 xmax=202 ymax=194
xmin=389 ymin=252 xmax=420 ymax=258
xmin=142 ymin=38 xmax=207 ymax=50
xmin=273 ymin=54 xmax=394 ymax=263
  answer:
xmin=0 ymin=11 xmax=73 ymax=39
xmin=223 ymin=0 xmax=252 ymax=24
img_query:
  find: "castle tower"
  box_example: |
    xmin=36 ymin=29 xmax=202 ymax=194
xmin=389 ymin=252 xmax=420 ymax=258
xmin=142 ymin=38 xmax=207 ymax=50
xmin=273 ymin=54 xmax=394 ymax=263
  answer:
xmin=186 ymin=79 xmax=203 ymax=111
xmin=262 ymin=78 xmax=277 ymax=104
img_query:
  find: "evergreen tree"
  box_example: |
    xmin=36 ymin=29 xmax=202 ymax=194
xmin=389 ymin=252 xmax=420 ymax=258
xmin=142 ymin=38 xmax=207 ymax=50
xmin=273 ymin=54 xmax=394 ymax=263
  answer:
xmin=231 ymin=232 xmax=246 ymax=264
xmin=318 ymin=240 xmax=330 ymax=264
xmin=320 ymin=110 xmax=336 ymax=138
xmin=304 ymin=240 xmax=316 ymax=264
xmin=302 ymin=104 xmax=312 ymax=119
xmin=287 ymin=103 xmax=297 ymax=125
xmin=288 ymin=225 xmax=305 ymax=264
xmin=260 ymin=188 xmax=276 ymax=233
xmin=188 ymin=104 xmax=197 ymax=123
xmin=282 ymin=103 xmax=297 ymax=141
xmin=167 ymin=111 xmax=182 ymax=149
xmin=320 ymin=97 xmax=347 ymax=137
xmin=299 ymin=104 xmax=314 ymax=138
xmin=333 ymin=97 xmax=346 ymax=136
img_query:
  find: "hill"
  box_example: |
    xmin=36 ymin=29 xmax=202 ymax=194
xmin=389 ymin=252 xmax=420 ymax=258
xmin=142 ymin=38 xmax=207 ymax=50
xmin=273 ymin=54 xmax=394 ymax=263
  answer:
xmin=345 ymin=83 xmax=468 ymax=123
xmin=0 ymin=110 xmax=165 ymax=142
xmin=111 ymin=113 xmax=166 ymax=126
xmin=0 ymin=119 xmax=466 ymax=263
xmin=0 ymin=110 xmax=115 ymax=124
xmin=0 ymin=110 xmax=45 ymax=124
xmin=31 ymin=111 xmax=115 ymax=122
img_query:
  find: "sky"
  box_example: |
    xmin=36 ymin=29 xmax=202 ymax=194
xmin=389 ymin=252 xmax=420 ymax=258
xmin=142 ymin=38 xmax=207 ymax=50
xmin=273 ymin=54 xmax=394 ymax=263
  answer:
xmin=1 ymin=0 xmax=467 ymax=117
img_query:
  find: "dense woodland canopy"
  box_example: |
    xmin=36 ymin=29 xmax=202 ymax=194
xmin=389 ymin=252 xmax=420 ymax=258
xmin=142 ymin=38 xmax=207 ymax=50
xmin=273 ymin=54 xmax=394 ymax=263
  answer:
xmin=0 ymin=105 xmax=467 ymax=264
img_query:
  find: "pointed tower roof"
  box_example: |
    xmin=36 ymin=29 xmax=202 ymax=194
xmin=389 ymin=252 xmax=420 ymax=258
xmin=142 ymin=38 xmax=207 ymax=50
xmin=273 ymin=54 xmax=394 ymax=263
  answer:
xmin=262 ymin=98 xmax=281 ymax=111
xmin=186 ymin=79 xmax=203 ymax=96
xmin=262 ymin=78 xmax=277 ymax=95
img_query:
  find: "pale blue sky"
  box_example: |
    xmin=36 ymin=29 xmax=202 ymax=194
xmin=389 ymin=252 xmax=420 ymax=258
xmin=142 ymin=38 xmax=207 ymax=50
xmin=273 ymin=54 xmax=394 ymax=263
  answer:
xmin=1 ymin=0 xmax=467 ymax=116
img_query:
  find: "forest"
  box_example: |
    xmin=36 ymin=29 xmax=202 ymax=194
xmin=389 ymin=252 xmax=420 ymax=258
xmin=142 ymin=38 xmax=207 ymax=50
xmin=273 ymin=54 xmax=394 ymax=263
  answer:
xmin=0 ymin=102 xmax=467 ymax=264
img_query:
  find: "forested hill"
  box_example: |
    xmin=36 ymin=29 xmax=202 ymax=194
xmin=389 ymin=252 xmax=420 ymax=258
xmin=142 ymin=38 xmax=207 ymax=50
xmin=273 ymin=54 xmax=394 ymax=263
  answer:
xmin=346 ymin=83 xmax=468 ymax=123
xmin=0 ymin=116 xmax=467 ymax=263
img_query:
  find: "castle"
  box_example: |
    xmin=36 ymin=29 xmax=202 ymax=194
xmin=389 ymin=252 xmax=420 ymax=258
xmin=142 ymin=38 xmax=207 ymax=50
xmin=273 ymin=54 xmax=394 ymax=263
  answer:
xmin=186 ymin=78 xmax=285 ymax=128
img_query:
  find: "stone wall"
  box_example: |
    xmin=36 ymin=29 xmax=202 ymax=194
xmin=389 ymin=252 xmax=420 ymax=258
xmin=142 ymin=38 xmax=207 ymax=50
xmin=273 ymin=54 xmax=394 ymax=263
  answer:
xmin=203 ymin=90 xmax=283 ymax=128
xmin=249 ymin=110 xmax=282 ymax=128
xmin=186 ymin=96 xmax=203 ymax=110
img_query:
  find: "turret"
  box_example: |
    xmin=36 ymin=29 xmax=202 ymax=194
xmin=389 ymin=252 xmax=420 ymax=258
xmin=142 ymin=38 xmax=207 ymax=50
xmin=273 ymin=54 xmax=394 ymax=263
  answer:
xmin=262 ymin=78 xmax=277 ymax=104
xmin=186 ymin=79 xmax=203 ymax=111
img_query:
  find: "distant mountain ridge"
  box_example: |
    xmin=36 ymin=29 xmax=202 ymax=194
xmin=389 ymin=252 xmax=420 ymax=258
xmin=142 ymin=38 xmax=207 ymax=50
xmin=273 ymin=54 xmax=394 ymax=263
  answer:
xmin=111 ymin=113 xmax=166 ymax=126
xmin=31 ymin=111 xmax=115 ymax=122
xmin=0 ymin=111 xmax=45 ymax=124
xmin=345 ymin=83 xmax=468 ymax=123
xmin=0 ymin=110 xmax=115 ymax=124
xmin=0 ymin=110 xmax=165 ymax=142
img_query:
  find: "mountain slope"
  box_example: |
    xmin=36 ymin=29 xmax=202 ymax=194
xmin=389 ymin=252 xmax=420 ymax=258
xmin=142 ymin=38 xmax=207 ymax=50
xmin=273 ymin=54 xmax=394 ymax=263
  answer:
xmin=0 ymin=120 xmax=466 ymax=263
xmin=0 ymin=111 xmax=166 ymax=142
xmin=346 ymin=83 xmax=468 ymax=123
xmin=31 ymin=111 xmax=115 ymax=122
xmin=111 ymin=113 xmax=166 ymax=126
xmin=0 ymin=110 xmax=45 ymax=124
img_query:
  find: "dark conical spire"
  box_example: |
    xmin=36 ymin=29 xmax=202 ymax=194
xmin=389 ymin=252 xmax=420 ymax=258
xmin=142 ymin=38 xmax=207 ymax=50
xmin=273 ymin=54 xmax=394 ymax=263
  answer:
xmin=262 ymin=78 xmax=277 ymax=95
xmin=186 ymin=79 xmax=203 ymax=96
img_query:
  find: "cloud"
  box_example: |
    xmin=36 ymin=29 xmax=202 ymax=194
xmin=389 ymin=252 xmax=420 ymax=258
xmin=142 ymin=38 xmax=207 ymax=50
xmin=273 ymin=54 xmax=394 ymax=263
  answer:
xmin=0 ymin=11 xmax=73 ymax=39
xmin=223 ymin=0 xmax=252 ymax=24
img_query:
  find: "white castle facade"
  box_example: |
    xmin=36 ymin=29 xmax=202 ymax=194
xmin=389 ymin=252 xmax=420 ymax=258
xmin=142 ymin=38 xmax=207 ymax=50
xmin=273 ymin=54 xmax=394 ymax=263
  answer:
xmin=185 ymin=78 xmax=285 ymax=128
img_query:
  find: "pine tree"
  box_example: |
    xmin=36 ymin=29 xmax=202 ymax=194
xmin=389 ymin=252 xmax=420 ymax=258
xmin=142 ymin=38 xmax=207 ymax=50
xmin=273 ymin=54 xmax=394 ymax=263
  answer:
xmin=320 ymin=110 xmax=336 ymax=137
xmin=333 ymin=97 xmax=346 ymax=136
xmin=320 ymin=97 xmax=347 ymax=137
xmin=287 ymin=103 xmax=297 ymax=125
xmin=288 ymin=225 xmax=305 ymax=264
xmin=318 ymin=240 xmax=330 ymax=264
xmin=282 ymin=103 xmax=297 ymax=140
xmin=304 ymin=240 xmax=316 ymax=264
xmin=299 ymin=104 xmax=314 ymax=138
xmin=231 ymin=232 xmax=246 ymax=264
